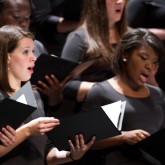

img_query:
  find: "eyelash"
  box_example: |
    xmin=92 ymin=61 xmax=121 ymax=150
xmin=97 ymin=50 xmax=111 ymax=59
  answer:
xmin=13 ymin=16 xmax=30 ymax=20
xmin=23 ymin=50 xmax=29 ymax=54
xmin=140 ymin=55 xmax=158 ymax=65
xmin=141 ymin=55 xmax=147 ymax=60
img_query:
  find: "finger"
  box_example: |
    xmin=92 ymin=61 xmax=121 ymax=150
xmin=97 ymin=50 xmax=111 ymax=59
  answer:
xmin=42 ymin=117 xmax=60 ymax=124
xmin=42 ymin=123 xmax=59 ymax=133
xmin=86 ymin=136 xmax=96 ymax=148
xmin=0 ymin=137 xmax=10 ymax=146
xmin=68 ymin=139 xmax=74 ymax=150
xmin=45 ymin=75 xmax=54 ymax=86
xmin=50 ymin=74 xmax=60 ymax=84
xmin=0 ymin=132 xmax=14 ymax=146
xmin=75 ymin=134 xmax=80 ymax=149
xmin=6 ymin=125 xmax=16 ymax=136
xmin=1 ymin=127 xmax=15 ymax=140
xmin=37 ymin=80 xmax=49 ymax=89
xmin=141 ymin=131 xmax=150 ymax=137
xmin=78 ymin=134 xmax=85 ymax=147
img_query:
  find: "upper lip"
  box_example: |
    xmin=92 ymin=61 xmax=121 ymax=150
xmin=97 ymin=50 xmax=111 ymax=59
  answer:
xmin=141 ymin=71 xmax=151 ymax=78
xmin=28 ymin=65 xmax=35 ymax=70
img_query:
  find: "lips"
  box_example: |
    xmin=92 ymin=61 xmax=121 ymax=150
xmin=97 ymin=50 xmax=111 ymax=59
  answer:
xmin=140 ymin=73 xmax=150 ymax=83
xmin=27 ymin=66 xmax=34 ymax=74
xmin=28 ymin=67 xmax=33 ymax=71
xmin=115 ymin=9 xmax=121 ymax=13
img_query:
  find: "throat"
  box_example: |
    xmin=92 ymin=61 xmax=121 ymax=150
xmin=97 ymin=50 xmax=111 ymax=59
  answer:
xmin=109 ymin=77 xmax=150 ymax=98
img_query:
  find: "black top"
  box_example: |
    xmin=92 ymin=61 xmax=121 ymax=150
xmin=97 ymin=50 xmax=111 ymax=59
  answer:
xmin=126 ymin=0 xmax=165 ymax=28
xmin=81 ymin=81 xmax=165 ymax=165
xmin=61 ymin=27 xmax=114 ymax=100
xmin=30 ymin=0 xmax=83 ymax=46
xmin=0 ymin=89 xmax=54 ymax=165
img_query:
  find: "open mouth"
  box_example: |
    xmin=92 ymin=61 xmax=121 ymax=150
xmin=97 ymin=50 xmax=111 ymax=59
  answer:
xmin=140 ymin=73 xmax=150 ymax=82
xmin=115 ymin=9 xmax=121 ymax=13
xmin=28 ymin=67 xmax=32 ymax=70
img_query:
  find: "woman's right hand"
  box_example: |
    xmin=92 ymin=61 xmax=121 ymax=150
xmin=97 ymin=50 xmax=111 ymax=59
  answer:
xmin=122 ymin=129 xmax=150 ymax=145
xmin=0 ymin=126 xmax=16 ymax=147
xmin=25 ymin=117 xmax=60 ymax=136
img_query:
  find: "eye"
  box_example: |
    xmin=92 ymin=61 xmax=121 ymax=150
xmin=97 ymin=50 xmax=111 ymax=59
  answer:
xmin=12 ymin=15 xmax=20 ymax=20
xmin=140 ymin=54 xmax=148 ymax=60
xmin=152 ymin=60 xmax=159 ymax=65
xmin=23 ymin=49 xmax=29 ymax=55
xmin=24 ymin=16 xmax=30 ymax=20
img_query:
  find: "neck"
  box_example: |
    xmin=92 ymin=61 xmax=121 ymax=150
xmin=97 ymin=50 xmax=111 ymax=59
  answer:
xmin=109 ymin=76 xmax=150 ymax=98
xmin=109 ymin=26 xmax=120 ymax=44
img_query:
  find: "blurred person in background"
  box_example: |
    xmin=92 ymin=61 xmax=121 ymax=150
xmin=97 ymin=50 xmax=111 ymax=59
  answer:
xmin=29 ymin=0 xmax=83 ymax=56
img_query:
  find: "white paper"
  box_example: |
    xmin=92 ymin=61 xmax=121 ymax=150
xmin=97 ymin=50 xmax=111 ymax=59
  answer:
xmin=101 ymin=100 xmax=126 ymax=130
xmin=16 ymin=94 xmax=27 ymax=105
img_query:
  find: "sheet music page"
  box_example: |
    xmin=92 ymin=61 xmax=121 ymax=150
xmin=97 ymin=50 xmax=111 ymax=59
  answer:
xmin=101 ymin=100 xmax=126 ymax=130
xmin=16 ymin=94 xmax=27 ymax=105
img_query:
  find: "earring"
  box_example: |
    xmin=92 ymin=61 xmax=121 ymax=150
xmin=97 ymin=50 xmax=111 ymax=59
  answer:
xmin=123 ymin=58 xmax=127 ymax=62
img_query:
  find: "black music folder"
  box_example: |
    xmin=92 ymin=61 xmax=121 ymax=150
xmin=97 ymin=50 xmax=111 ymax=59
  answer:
xmin=46 ymin=101 xmax=126 ymax=150
xmin=136 ymin=128 xmax=165 ymax=163
xmin=0 ymin=81 xmax=37 ymax=130
xmin=30 ymin=54 xmax=99 ymax=85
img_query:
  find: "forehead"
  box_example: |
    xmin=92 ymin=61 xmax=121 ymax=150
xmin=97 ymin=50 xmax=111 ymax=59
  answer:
xmin=15 ymin=37 xmax=34 ymax=49
xmin=133 ymin=44 xmax=158 ymax=58
xmin=3 ymin=0 xmax=31 ymax=12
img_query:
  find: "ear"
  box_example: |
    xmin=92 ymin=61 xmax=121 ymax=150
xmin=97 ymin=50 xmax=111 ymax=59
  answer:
xmin=7 ymin=53 xmax=11 ymax=65
xmin=122 ymin=53 xmax=128 ymax=62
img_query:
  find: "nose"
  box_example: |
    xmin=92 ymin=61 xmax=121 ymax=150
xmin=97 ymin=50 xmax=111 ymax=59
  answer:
xmin=145 ymin=61 xmax=156 ymax=71
xmin=18 ymin=19 xmax=30 ymax=31
xmin=31 ymin=53 xmax=37 ymax=62
xmin=116 ymin=0 xmax=123 ymax=3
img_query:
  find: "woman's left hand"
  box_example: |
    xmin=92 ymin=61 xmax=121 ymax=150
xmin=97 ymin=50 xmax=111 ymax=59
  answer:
xmin=68 ymin=134 xmax=95 ymax=160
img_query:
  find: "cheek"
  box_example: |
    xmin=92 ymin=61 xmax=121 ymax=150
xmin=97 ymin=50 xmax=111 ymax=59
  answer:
xmin=126 ymin=61 xmax=140 ymax=75
xmin=9 ymin=57 xmax=25 ymax=69
xmin=3 ymin=16 xmax=15 ymax=24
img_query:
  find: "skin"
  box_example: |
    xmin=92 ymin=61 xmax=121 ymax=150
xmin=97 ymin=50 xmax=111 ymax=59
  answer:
xmin=0 ymin=126 xmax=16 ymax=147
xmin=120 ymin=44 xmax=158 ymax=91
xmin=93 ymin=44 xmax=158 ymax=149
xmin=106 ymin=0 xmax=125 ymax=44
xmin=106 ymin=0 xmax=125 ymax=27
xmin=77 ymin=0 xmax=126 ymax=102
xmin=0 ymin=0 xmax=31 ymax=31
xmin=0 ymin=0 xmax=68 ymax=106
xmin=0 ymin=36 xmax=95 ymax=164
xmin=8 ymin=38 xmax=36 ymax=90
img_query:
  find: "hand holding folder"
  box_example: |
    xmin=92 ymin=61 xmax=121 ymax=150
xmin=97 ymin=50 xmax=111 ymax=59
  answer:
xmin=46 ymin=100 xmax=126 ymax=150
xmin=0 ymin=81 xmax=37 ymax=130
xmin=30 ymin=54 xmax=99 ymax=85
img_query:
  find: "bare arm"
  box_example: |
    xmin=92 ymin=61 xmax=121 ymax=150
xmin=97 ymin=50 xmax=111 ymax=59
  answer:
xmin=0 ymin=117 xmax=59 ymax=157
xmin=92 ymin=130 xmax=150 ymax=150
xmin=77 ymin=82 xmax=95 ymax=102
xmin=149 ymin=28 xmax=165 ymax=40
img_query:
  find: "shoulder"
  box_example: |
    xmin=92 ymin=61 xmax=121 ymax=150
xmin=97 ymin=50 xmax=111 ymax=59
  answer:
xmin=87 ymin=81 xmax=111 ymax=99
xmin=32 ymin=88 xmax=46 ymax=114
xmin=61 ymin=27 xmax=87 ymax=60
xmin=81 ymin=81 xmax=111 ymax=111
xmin=32 ymin=89 xmax=44 ymax=104
xmin=67 ymin=27 xmax=86 ymax=42
xmin=147 ymin=84 xmax=165 ymax=98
